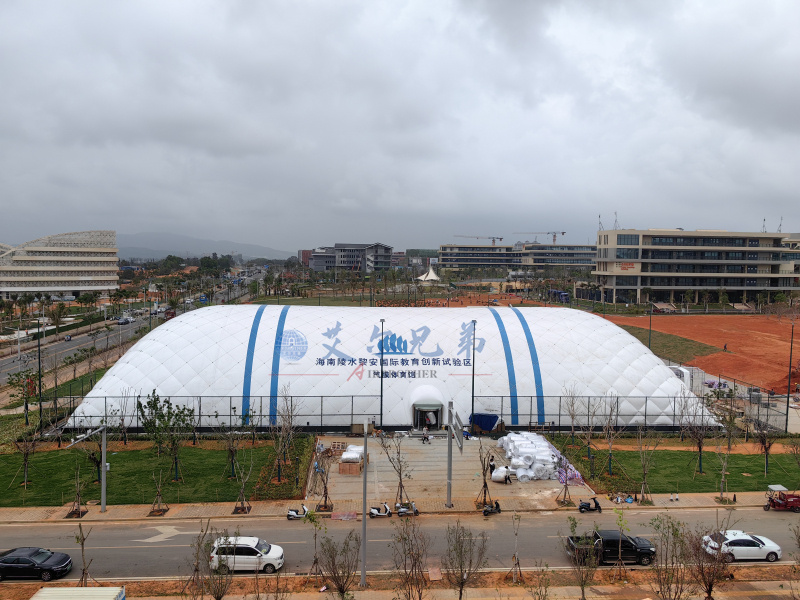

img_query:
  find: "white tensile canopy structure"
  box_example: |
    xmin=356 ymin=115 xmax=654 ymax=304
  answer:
xmin=73 ymin=305 xmax=706 ymax=428
xmin=416 ymin=266 xmax=440 ymax=282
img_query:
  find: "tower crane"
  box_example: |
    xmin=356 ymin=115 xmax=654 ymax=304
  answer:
xmin=454 ymin=235 xmax=504 ymax=246
xmin=513 ymin=231 xmax=566 ymax=244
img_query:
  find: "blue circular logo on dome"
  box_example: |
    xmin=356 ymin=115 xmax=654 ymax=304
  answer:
xmin=279 ymin=329 xmax=308 ymax=361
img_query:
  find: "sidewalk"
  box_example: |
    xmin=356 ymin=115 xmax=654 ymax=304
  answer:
xmin=0 ymin=490 xmax=767 ymax=524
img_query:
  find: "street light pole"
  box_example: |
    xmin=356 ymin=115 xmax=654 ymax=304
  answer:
xmin=471 ymin=319 xmax=477 ymax=435
xmin=37 ymin=317 xmax=43 ymax=433
xmin=648 ymin=306 xmax=652 ymax=349
xmin=786 ymin=320 xmax=795 ymax=433
xmin=380 ymin=318 xmax=385 ymax=428
xmin=360 ymin=418 xmax=368 ymax=586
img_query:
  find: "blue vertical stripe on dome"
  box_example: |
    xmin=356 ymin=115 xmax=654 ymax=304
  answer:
xmin=488 ymin=307 xmax=518 ymax=425
xmin=242 ymin=304 xmax=267 ymax=424
xmin=269 ymin=305 xmax=291 ymax=424
xmin=511 ymin=307 xmax=545 ymax=424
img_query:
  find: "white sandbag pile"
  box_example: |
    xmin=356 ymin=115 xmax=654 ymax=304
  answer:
xmin=341 ymin=445 xmax=364 ymax=463
xmin=496 ymin=432 xmax=564 ymax=482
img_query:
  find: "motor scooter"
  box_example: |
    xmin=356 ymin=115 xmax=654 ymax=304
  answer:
xmin=369 ymin=502 xmax=392 ymax=518
xmin=287 ymin=504 xmax=308 ymax=520
xmin=396 ymin=501 xmax=419 ymax=517
xmin=578 ymin=497 xmax=602 ymax=513
xmin=482 ymin=500 xmax=501 ymax=516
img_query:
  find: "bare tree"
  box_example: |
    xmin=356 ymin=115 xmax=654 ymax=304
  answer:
xmin=303 ymin=509 xmax=326 ymax=583
xmin=526 ymin=559 xmax=551 ymax=600
xmin=378 ymin=433 xmax=413 ymax=507
xmin=786 ymin=438 xmax=800 ymax=490
xmin=678 ymin=393 xmax=715 ymax=475
xmin=708 ymin=397 xmax=740 ymax=501
xmin=318 ymin=529 xmax=361 ymax=600
xmin=684 ymin=513 xmax=733 ymax=600
xmin=8 ymin=427 xmax=38 ymax=489
xmin=309 ymin=450 xmax=335 ymax=511
xmin=578 ymin=396 xmax=601 ymax=460
xmin=76 ymin=428 xmax=104 ymax=484
xmin=390 ymin=516 xmax=430 ymax=600
xmin=267 ymin=385 xmax=301 ymax=484
xmin=214 ymin=409 xmax=245 ymax=480
xmin=563 ymin=516 xmax=599 ymax=600
xmin=562 ymin=382 xmax=581 ymax=445
xmin=441 ymin=519 xmax=489 ymax=600
xmin=181 ymin=518 xmax=210 ymax=600
xmin=74 ymin=523 xmax=95 ymax=586
xmin=600 ymin=394 xmax=622 ymax=475
xmin=788 ymin=522 xmax=800 ymax=600
xmin=747 ymin=399 xmax=782 ymax=476
xmin=203 ymin=524 xmax=235 ymax=600
xmin=648 ymin=514 xmax=693 ymax=600
xmin=637 ymin=426 xmax=660 ymax=504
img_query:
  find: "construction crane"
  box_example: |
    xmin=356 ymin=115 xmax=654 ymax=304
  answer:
xmin=454 ymin=235 xmax=504 ymax=246
xmin=513 ymin=231 xmax=566 ymax=244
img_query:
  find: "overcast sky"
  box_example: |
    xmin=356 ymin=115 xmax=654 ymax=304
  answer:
xmin=2 ymin=0 xmax=799 ymax=252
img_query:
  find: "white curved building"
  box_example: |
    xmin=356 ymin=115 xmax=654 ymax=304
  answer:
xmin=0 ymin=230 xmax=118 ymax=300
xmin=74 ymin=305 xmax=704 ymax=429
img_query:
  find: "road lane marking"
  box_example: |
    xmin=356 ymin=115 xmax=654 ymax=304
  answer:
xmin=133 ymin=525 xmax=196 ymax=543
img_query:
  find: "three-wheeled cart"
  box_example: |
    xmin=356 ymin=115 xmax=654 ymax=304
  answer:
xmin=764 ymin=484 xmax=800 ymax=512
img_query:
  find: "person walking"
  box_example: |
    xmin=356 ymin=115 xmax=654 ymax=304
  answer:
xmin=489 ymin=456 xmax=496 ymax=475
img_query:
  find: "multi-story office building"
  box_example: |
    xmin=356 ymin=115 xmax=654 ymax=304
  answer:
xmin=521 ymin=243 xmax=597 ymax=270
xmin=309 ymin=243 xmax=393 ymax=273
xmin=593 ymin=229 xmax=800 ymax=304
xmin=0 ymin=230 xmax=119 ymax=300
xmin=438 ymin=243 xmax=526 ymax=270
xmin=438 ymin=241 xmax=596 ymax=271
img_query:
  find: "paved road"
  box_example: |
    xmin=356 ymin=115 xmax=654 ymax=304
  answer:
xmin=0 ymin=320 xmax=145 ymax=389
xmin=0 ymin=506 xmax=794 ymax=581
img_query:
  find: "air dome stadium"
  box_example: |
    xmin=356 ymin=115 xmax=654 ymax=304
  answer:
xmin=72 ymin=305 xmax=703 ymax=429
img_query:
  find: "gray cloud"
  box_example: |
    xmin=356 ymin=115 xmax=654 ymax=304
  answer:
xmin=1 ymin=0 xmax=798 ymax=251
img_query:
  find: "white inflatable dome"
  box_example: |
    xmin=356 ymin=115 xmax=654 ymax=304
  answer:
xmin=73 ymin=305 xmax=700 ymax=428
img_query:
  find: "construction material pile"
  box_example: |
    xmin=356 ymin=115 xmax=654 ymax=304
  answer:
xmin=340 ymin=445 xmax=364 ymax=463
xmin=495 ymin=432 xmax=574 ymax=483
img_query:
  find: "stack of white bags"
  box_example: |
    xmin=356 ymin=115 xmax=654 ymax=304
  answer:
xmin=340 ymin=444 xmax=364 ymax=463
xmin=493 ymin=432 xmax=561 ymax=483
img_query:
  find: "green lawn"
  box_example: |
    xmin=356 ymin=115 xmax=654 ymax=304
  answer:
xmin=617 ymin=325 xmax=719 ymax=364
xmin=560 ymin=443 xmax=799 ymax=495
xmin=0 ymin=437 xmax=314 ymax=507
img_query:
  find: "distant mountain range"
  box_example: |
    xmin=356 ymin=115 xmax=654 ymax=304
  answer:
xmin=118 ymin=232 xmax=294 ymax=261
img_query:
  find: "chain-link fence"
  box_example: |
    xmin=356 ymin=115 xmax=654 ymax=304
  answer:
xmin=57 ymin=391 xmax=788 ymax=432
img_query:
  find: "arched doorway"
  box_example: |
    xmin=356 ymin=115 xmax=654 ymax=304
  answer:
xmin=408 ymin=384 xmax=445 ymax=430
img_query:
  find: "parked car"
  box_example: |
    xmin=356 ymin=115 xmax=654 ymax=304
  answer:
xmin=0 ymin=547 xmax=72 ymax=581
xmin=702 ymin=530 xmax=781 ymax=562
xmin=566 ymin=529 xmax=655 ymax=566
xmin=209 ymin=536 xmax=284 ymax=574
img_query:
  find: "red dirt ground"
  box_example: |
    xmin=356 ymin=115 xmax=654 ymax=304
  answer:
xmin=606 ymin=314 xmax=799 ymax=393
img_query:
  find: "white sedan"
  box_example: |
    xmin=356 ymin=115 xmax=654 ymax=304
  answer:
xmin=702 ymin=530 xmax=781 ymax=562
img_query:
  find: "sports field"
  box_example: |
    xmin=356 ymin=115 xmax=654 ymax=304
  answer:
xmin=606 ymin=313 xmax=799 ymax=393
